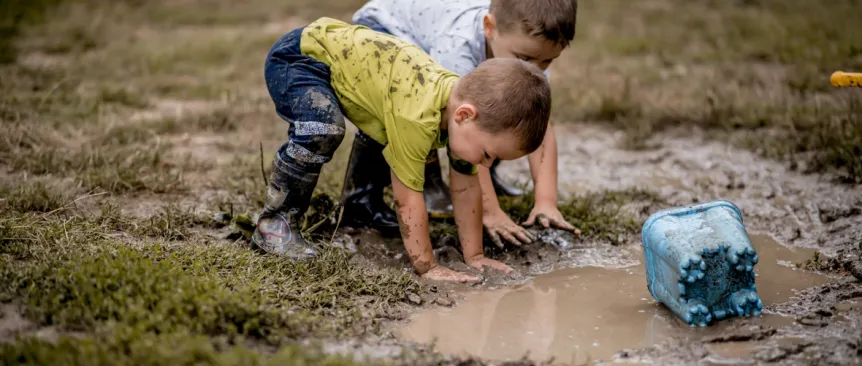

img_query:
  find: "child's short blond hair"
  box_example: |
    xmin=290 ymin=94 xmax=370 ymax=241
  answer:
xmin=490 ymin=0 xmax=578 ymax=48
xmin=456 ymin=58 xmax=551 ymax=154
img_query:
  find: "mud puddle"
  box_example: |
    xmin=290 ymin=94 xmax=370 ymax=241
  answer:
xmin=399 ymin=235 xmax=832 ymax=364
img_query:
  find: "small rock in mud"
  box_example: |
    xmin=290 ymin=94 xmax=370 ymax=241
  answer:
xmin=210 ymin=212 xmax=232 ymax=229
xmin=331 ymin=235 xmax=358 ymax=254
xmin=532 ymin=228 xmax=577 ymax=251
xmin=434 ymin=296 xmax=454 ymax=307
xmin=781 ymin=226 xmax=802 ymax=241
xmin=405 ymin=291 xmax=422 ymax=305
xmin=796 ymin=309 xmax=833 ymax=327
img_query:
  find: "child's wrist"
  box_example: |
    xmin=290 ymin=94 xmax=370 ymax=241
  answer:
xmin=481 ymin=197 xmax=505 ymax=215
xmin=464 ymin=253 xmax=485 ymax=264
xmin=534 ymin=194 xmax=558 ymax=207
xmin=411 ymin=255 xmax=437 ymax=274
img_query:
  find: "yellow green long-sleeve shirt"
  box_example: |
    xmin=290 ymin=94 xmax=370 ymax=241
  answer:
xmin=299 ymin=17 xmax=476 ymax=192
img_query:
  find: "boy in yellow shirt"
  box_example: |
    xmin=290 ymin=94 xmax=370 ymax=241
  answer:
xmin=255 ymin=17 xmax=551 ymax=283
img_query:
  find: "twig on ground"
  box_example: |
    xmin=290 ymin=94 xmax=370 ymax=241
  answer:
xmin=330 ymin=205 xmax=345 ymax=245
xmin=259 ymin=141 xmax=269 ymax=188
xmin=42 ymin=191 xmax=108 ymax=217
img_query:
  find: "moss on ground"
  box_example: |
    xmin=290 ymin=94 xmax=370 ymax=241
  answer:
xmin=427 ymin=188 xmax=662 ymax=247
xmin=0 ymin=205 xmax=422 ymax=364
xmin=2 ymin=334 xmax=361 ymax=366
xmin=499 ymin=188 xmax=661 ymax=245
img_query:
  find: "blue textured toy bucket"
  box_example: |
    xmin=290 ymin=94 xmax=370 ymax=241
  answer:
xmin=641 ymin=200 xmax=762 ymax=327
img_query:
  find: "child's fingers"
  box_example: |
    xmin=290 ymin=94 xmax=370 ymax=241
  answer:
xmin=552 ymin=218 xmax=577 ymax=231
xmin=521 ymin=227 xmax=537 ymax=241
xmin=489 ymin=231 xmax=505 ymax=248
xmin=513 ymin=228 xmax=533 ymax=244
xmin=459 ymin=273 xmax=481 ymax=283
xmin=499 ymin=230 xmax=523 ymax=246
xmin=495 ymin=263 xmax=514 ymax=274
xmin=539 ymin=215 xmax=551 ymax=228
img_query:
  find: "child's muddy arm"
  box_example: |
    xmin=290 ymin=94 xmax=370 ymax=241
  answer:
xmin=450 ymin=168 xmax=514 ymax=274
xmin=392 ymin=170 xmax=481 ymax=283
xmin=524 ymin=125 xmax=580 ymax=233
xmin=390 ymin=170 xmax=435 ymax=274
xmin=527 ymin=124 xmax=559 ymax=207
xmin=449 ymin=169 xmax=484 ymax=261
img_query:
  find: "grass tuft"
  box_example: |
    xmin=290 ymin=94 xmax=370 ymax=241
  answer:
xmin=499 ymin=188 xmax=661 ymax=245
xmin=2 ymin=330 xmax=362 ymax=366
xmin=0 ymin=182 xmax=69 ymax=214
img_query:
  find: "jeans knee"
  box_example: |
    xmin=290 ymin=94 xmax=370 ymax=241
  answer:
xmin=315 ymin=117 xmax=345 ymax=156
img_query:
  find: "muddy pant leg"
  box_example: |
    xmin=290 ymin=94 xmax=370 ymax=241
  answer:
xmin=263 ymin=27 xmax=346 ymax=217
xmin=269 ymin=86 xmax=346 ymax=216
xmin=253 ymin=27 xmax=345 ymax=259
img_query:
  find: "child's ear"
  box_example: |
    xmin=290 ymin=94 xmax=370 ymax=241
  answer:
xmin=483 ymin=14 xmax=497 ymax=39
xmin=454 ymin=103 xmax=478 ymax=125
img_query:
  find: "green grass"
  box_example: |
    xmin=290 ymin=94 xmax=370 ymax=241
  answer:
xmin=499 ymin=188 xmax=661 ymax=245
xmin=427 ymin=188 xmax=662 ymax=247
xmin=3 ymin=333 xmax=361 ymax=366
xmin=0 ymin=182 xmax=69 ymax=214
xmin=0 ymin=203 xmax=423 ymax=364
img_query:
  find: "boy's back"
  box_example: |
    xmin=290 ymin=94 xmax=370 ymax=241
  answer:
xmin=353 ymin=0 xmax=490 ymax=76
xmin=289 ymin=17 xmax=460 ymax=190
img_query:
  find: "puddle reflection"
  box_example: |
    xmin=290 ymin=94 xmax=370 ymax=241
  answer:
xmin=400 ymin=235 xmax=830 ymax=363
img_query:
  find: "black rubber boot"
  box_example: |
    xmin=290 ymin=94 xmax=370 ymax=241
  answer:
xmin=252 ymin=156 xmax=319 ymax=260
xmin=424 ymin=151 xmax=454 ymax=219
xmin=490 ymin=159 xmax=524 ymax=197
xmin=339 ymin=131 xmax=401 ymax=237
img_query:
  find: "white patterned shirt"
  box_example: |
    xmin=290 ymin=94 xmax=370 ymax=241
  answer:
xmin=353 ymin=0 xmax=551 ymax=79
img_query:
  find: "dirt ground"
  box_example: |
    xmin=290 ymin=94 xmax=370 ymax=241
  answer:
xmin=2 ymin=0 xmax=861 ymax=365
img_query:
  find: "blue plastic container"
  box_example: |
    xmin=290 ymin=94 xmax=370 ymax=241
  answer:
xmin=641 ymin=200 xmax=762 ymax=327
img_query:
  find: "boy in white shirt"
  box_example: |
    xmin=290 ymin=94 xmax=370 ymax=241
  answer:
xmin=340 ymin=0 xmax=581 ymax=248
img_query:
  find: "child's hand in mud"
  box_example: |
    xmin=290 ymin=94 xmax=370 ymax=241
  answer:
xmin=421 ymin=265 xmax=481 ymax=283
xmin=523 ymin=203 xmax=581 ymax=235
xmin=466 ymin=255 xmax=514 ymax=275
xmin=483 ymin=208 xmax=535 ymax=248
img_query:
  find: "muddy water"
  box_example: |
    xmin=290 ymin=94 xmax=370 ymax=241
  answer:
xmin=400 ymin=235 xmax=832 ymax=364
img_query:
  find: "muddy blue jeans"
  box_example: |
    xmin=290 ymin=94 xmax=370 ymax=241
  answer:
xmin=264 ymin=27 xmax=346 ymax=180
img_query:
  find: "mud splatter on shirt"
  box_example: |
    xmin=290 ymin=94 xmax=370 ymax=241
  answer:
xmin=300 ymin=17 xmax=473 ymax=191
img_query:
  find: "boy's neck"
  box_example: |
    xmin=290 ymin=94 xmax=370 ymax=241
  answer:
xmin=485 ymin=36 xmax=494 ymax=59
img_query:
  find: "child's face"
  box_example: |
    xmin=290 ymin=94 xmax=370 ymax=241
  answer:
xmin=446 ymin=104 xmax=528 ymax=168
xmin=483 ymin=14 xmax=565 ymax=71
